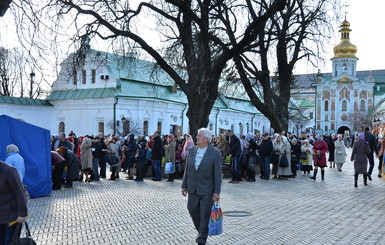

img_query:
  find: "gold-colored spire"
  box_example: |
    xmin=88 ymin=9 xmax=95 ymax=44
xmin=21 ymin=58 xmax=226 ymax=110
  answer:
xmin=332 ymin=19 xmax=357 ymax=59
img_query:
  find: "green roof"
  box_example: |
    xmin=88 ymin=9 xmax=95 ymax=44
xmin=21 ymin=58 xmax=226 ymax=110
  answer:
xmin=46 ymin=88 xmax=116 ymax=100
xmin=0 ymin=96 xmax=53 ymax=106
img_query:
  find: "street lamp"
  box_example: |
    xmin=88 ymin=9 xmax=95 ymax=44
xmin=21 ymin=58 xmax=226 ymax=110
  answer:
xmin=121 ymin=116 xmax=126 ymax=136
xmin=30 ymin=72 xmax=35 ymax=98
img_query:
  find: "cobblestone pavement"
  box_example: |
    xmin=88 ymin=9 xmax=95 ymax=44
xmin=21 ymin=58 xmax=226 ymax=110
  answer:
xmin=26 ymin=148 xmax=385 ymax=245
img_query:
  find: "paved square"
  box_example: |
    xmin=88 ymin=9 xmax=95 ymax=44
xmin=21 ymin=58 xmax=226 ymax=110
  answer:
xmin=26 ymin=148 xmax=385 ymax=245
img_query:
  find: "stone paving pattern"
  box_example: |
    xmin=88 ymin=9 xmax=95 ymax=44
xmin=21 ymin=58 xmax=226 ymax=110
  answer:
xmin=26 ymin=148 xmax=385 ymax=245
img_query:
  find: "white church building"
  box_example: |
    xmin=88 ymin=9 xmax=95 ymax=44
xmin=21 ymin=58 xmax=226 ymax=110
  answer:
xmin=0 ymin=47 xmax=271 ymax=137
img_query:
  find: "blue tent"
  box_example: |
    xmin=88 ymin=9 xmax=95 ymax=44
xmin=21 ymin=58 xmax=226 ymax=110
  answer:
xmin=0 ymin=114 xmax=52 ymax=198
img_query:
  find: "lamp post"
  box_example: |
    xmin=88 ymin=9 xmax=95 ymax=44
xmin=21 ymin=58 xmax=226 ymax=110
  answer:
xmin=121 ymin=116 xmax=126 ymax=136
xmin=29 ymin=72 xmax=35 ymax=98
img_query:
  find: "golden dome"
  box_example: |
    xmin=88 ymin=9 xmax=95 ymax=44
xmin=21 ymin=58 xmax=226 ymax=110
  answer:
xmin=332 ymin=20 xmax=357 ymax=59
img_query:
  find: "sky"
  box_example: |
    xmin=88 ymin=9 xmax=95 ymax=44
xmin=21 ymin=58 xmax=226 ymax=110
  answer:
xmin=297 ymin=0 xmax=385 ymax=75
xmin=1 ymin=0 xmax=384 ymax=79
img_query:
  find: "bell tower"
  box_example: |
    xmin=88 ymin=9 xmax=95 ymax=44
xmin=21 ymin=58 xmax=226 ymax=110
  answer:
xmin=331 ymin=19 xmax=358 ymax=78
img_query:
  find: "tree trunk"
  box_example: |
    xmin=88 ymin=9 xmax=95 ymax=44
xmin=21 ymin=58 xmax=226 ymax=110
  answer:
xmin=186 ymin=90 xmax=217 ymax=140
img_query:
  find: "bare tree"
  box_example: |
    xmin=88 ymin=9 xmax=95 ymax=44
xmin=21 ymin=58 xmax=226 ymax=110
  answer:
xmin=28 ymin=0 xmax=286 ymax=138
xmin=226 ymin=0 xmax=340 ymax=133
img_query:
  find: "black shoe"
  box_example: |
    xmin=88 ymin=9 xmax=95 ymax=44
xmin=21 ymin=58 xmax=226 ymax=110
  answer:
xmin=247 ymin=179 xmax=256 ymax=182
xmin=166 ymin=179 xmax=174 ymax=182
xmin=354 ymin=184 xmax=358 ymax=187
xmin=108 ymin=178 xmax=116 ymax=181
xmin=378 ymin=174 xmax=382 ymax=178
xmin=368 ymin=175 xmax=372 ymax=181
xmin=310 ymin=176 xmax=315 ymax=180
xmin=152 ymin=178 xmax=160 ymax=181
xmin=338 ymin=169 xmax=342 ymax=172
xmin=64 ymin=184 xmax=73 ymax=188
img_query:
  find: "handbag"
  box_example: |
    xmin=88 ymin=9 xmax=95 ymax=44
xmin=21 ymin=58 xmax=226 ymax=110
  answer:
xmin=9 ymin=222 xmax=36 ymax=245
xmin=300 ymin=152 xmax=308 ymax=160
xmin=107 ymin=154 xmax=119 ymax=166
xmin=164 ymin=162 xmax=175 ymax=174
xmin=248 ymin=156 xmax=256 ymax=170
xmin=208 ymin=202 xmax=223 ymax=236
xmin=279 ymin=152 xmax=289 ymax=168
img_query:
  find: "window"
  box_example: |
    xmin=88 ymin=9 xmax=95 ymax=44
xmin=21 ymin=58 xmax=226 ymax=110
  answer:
xmin=360 ymin=100 xmax=366 ymax=111
xmin=143 ymin=121 xmax=148 ymax=136
xmin=59 ymin=122 xmax=65 ymax=134
xmin=324 ymin=100 xmax=329 ymax=111
xmin=157 ymin=121 xmax=162 ymax=134
xmin=209 ymin=123 xmax=213 ymax=131
xmin=246 ymin=123 xmax=250 ymax=133
xmin=325 ymin=125 xmax=328 ymax=131
xmin=239 ymin=123 xmax=244 ymax=136
xmin=73 ymin=70 xmax=77 ymax=85
xmin=342 ymin=100 xmax=347 ymax=111
xmin=309 ymin=112 xmax=313 ymax=119
xmin=91 ymin=69 xmax=96 ymax=83
xmin=82 ymin=70 xmax=86 ymax=84
xmin=231 ymin=125 xmax=234 ymax=133
xmin=334 ymin=64 xmax=337 ymax=76
xmin=123 ymin=120 xmax=130 ymax=136
xmin=98 ymin=122 xmax=104 ymax=135
xmin=325 ymin=114 xmax=328 ymax=121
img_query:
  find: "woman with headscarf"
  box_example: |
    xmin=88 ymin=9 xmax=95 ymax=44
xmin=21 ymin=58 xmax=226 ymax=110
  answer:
xmin=80 ymin=136 xmax=93 ymax=182
xmin=351 ymin=133 xmax=371 ymax=187
xmin=276 ymin=136 xmax=292 ymax=179
xmin=310 ymin=134 xmax=328 ymax=181
xmin=271 ymin=134 xmax=282 ymax=179
xmin=56 ymin=146 xmax=80 ymax=188
xmin=108 ymin=137 xmax=121 ymax=180
xmin=124 ymin=134 xmax=137 ymax=180
xmin=334 ymin=134 xmax=347 ymax=172
xmin=300 ymin=140 xmax=314 ymax=175
xmin=328 ymin=133 xmax=337 ymax=168
xmin=182 ymin=134 xmax=195 ymax=174
xmin=165 ymin=134 xmax=176 ymax=182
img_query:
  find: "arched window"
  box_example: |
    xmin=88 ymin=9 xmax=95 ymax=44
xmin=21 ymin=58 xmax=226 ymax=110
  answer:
xmin=157 ymin=121 xmax=162 ymax=134
xmin=360 ymin=100 xmax=366 ymax=111
xmin=342 ymin=100 xmax=347 ymax=111
xmin=325 ymin=125 xmax=328 ymax=131
xmin=123 ymin=120 xmax=130 ymax=135
xmin=143 ymin=121 xmax=148 ymax=136
xmin=324 ymin=100 xmax=329 ymax=111
xmin=334 ymin=64 xmax=337 ymax=76
xmin=98 ymin=122 xmax=104 ymax=134
xmin=309 ymin=112 xmax=313 ymax=119
xmin=59 ymin=122 xmax=65 ymax=133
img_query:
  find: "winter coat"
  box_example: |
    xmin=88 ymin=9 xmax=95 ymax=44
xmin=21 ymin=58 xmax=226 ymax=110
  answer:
xmin=63 ymin=149 xmax=81 ymax=179
xmin=351 ymin=139 xmax=371 ymax=174
xmin=275 ymin=141 xmax=292 ymax=176
xmin=313 ymin=140 xmax=328 ymax=167
xmin=229 ymin=135 xmax=242 ymax=156
xmin=334 ymin=139 xmax=346 ymax=164
xmin=108 ymin=142 xmax=121 ymax=170
xmin=151 ymin=136 xmax=163 ymax=160
xmin=5 ymin=152 xmax=25 ymax=181
xmin=301 ymin=144 xmax=314 ymax=166
xmin=216 ymin=134 xmax=229 ymax=157
xmin=259 ymin=139 xmax=273 ymax=158
xmin=80 ymin=137 xmax=93 ymax=170
xmin=165 ymin=141 xmax=176 ymax=164
xmin=328 ymin=138 xmax=336 ymax=161
xmin=0 ymin=161 xmax=28 ymax=224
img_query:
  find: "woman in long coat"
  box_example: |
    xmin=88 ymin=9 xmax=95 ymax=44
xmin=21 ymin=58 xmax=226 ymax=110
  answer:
xmin=276 ymin=136 xmax=292 ymax=179
xmin=57 ymin=146 xmax=80 ymax=188
xmin=108 ymin=138 xmax=121 ymax=180
xmin=351 ymin=133 xmax=371 ymax=187
xmin=334 ymin=134 xmax=347 ymax=172
xmin=328 ymin=133 xmax=337 ymax=168
xmin=80 ymin=136 xmax=93 ymax=182
xmin=165 ymin=134 xmax=176 ymax=182
xmin=300 ymin=140 xmax=314 ymax=175
xmin=310 ymin=134 xmax=328 ymax=181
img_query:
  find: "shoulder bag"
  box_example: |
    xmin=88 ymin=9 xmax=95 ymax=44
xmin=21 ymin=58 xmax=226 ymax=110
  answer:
xmin=9 ymin=222 xmax=36 ymax=245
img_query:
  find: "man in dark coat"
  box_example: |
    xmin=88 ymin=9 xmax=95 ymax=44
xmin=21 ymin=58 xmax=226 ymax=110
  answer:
xmin=151 ymin=131 xmax=163 ymax=181
xmin=228 ymin=130 xmax=242 ymax=183
xmin=364 ymin=127 xmax=379 ymax=180
xmin=0 ymin=161 xmax=28 ymax=245
xmin=259 ymin=133 xmax=273 ymax=180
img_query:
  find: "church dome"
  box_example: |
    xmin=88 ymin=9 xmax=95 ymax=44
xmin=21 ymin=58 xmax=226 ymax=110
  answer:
xmin=332 ymin=20 xmax=357 ymax=59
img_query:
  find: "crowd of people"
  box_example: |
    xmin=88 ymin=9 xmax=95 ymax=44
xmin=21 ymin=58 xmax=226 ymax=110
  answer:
xmin=47 ymin=126 xmax=384 ymax=190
